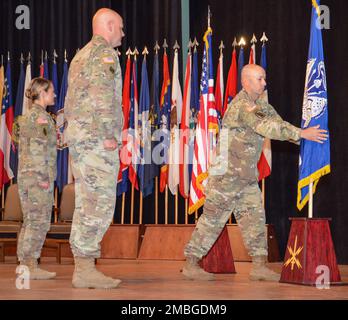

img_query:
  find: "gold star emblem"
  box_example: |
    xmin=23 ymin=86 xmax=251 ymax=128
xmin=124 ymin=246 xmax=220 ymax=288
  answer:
xmin=284 ymin=235 xmax=304 ymax=271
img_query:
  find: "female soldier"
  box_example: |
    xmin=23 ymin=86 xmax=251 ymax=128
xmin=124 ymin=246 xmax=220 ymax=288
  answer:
xmin=15 ymin=77 xmax=57 ymax=279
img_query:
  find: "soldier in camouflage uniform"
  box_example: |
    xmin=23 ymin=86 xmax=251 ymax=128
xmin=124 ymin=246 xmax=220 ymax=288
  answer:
xmin=15 ymin=78 xmax=57 ymax=280
xmin=183 ymin=64 xmax=328 ymax=281
xmin=64 ymin=8 xmax=124 ymax=289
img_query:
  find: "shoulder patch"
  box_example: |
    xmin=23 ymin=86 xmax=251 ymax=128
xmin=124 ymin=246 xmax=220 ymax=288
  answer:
xmin=102 ymin=55 xmax=115 ymax=64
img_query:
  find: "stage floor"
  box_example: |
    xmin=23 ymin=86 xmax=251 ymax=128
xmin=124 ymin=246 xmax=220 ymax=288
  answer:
xmin=0 ymin=258 xmax=348 ymax=300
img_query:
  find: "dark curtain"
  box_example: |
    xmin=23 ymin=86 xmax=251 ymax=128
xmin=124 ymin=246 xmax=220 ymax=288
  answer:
xmin=190 ymin=0 xmax=348 ymax=264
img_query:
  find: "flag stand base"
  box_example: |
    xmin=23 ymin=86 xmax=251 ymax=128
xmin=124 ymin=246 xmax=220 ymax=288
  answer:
xmin=280 ymin=218 xmax=344 ymax=286
xmin=201 ymin=226 xmax=236 ymax=274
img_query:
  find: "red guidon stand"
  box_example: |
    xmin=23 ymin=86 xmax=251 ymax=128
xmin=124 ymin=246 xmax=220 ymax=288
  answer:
xmin=201 ymin=226 xmax=236 ymax=274
xmin=280 ymin=218 xmax=342 ymax=286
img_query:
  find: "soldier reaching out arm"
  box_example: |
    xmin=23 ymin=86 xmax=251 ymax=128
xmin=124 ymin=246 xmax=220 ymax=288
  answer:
xmin=183 ymin=64 xmax=327 ymax=282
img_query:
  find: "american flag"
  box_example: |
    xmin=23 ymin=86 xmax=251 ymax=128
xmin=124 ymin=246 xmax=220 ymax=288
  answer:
xmin=189 ymin=27 xmax=218 ymax=213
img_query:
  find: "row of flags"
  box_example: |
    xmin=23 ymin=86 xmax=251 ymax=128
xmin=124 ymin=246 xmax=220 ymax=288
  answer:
xmin=2 ymin=0 xmax=329 ymax=216
xmin=113 ymin=32 xmax=272 ymax=215
xmin=0 ymin=53 xmax=73 ymax=192
xmin=0 ymin=34 xmax=271 ymax=213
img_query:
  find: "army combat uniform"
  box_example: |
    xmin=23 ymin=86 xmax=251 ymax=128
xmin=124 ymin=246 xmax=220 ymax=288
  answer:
xmin=185 ymin=89 xmax=301 ymax=260
xmin=64 ymin=35 xmax=123 ymax=259
xmin=16 ymin=104 xmax=57 ymax=261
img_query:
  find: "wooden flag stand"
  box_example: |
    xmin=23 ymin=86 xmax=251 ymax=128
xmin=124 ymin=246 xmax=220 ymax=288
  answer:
xmin=201 ymin=226 xmax=236 ymax=274
xmin=280 ymin=218 xmax=342 ymax=286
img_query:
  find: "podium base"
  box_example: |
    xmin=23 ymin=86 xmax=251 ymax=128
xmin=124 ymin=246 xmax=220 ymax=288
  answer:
xmin=201 ymin=226 xmax=236 ymax=274
xmin=280 ymin=218 xmax=342 ymax=286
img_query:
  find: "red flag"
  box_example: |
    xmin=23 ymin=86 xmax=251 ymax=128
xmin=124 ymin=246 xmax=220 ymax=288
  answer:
xmin=223 ymin=48 xmax=237 ymax=117
xmin=179 ymin=52 xmax=192 ymax=199
xmin=117 ymin=55 xmax=132 ymax=193
xmin=159 ymin=52 xmax=171 ymax=193
xmin=128 ymin=59 xmax=139 ymax=190
xmin=249 ymin=44 xmax=256 ymax=64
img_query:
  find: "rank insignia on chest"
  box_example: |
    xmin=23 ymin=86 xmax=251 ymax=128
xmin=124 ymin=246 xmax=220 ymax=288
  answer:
xmin=109 ymin=66 xmax=115 ymax=74
xmin=43 ymin=128 xmax=47 ymax=136
xmin=255 ymin=110 xmax=266 ymax=119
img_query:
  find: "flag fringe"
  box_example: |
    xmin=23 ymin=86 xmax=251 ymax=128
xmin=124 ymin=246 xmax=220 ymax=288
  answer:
xmin=297 ymin=164 xmax=331 ymax=210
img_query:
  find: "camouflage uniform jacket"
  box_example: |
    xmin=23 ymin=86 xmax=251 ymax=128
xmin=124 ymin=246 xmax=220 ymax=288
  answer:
xmin=15 ymin=104 xmax=57 ymax=185
xmin=64 ymin=35 xmax=123 ymax=146
xmin=221 ymin=89 xmax=301 ymax=181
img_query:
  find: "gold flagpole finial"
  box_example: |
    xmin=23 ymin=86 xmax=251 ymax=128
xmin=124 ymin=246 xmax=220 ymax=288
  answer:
xmin=126 ymin=47 xmax=132 ymax=57
xmin=207 ymin=6 xmax=212 ymax=28
xmin=64 ymin=49 xmax=68 ymax=63
xmin=193 ymin=37 xmax=199 ymax=52
xmin=154 ymin=41 xmax=160 ymax=54
xmin=20 ymin=53 xmax=24 ymax=64
xmin=53 ymin=49 xmax=58 ymax=64
xmin=251 ymin=33 xmax=257 ymax=44
xmin=142 ymin=46 xmax=149 ymax=59
xmin=132 ymin=47 xmax=139 ymax=61
xmin=238 ymin=37 xmax=246 ymax=47
xmin=219 ymin=40 xmax=225 ymax=56
xmin=188 ymin=39 xmax=193 ymax=53
xmin=173 ymin=40 xmax=180 ymax=51
xmin=162 ymin=39 xmax=168 ymax=53
xmin=260 ymin=32 xmax=269 ymax=44
xmin=232 ymin=37 xmax=238 ymax=49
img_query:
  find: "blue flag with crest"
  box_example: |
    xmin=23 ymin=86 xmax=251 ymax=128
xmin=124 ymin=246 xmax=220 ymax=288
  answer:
xmin=297 ymin=0 xmax=331 ymax=210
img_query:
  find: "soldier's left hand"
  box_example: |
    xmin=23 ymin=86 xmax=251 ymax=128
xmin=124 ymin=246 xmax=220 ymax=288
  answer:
xmin=103 ymin=138 xmax=118 ymax=151
xmin=38 ymin=181 xmax=50 ymax=189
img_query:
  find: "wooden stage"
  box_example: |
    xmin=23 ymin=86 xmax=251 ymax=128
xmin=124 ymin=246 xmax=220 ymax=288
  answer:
xmin=1 ymin=257 xmax=348 ymax=300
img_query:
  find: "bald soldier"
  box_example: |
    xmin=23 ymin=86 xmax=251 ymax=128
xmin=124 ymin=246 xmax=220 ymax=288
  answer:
xmin=183 ymin=64 xmax=328 ymax=281
xmin=64 ymin=8 xmax=124 ymax=289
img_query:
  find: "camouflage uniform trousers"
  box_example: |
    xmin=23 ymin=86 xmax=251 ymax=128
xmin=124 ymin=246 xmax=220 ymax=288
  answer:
xmin=17 ymin=181 xmax=54 ymax=261
xmin=69 ymin=139 xmax=119 ymax=258
xmin=184 ymin=175 xmax=268 ymax=259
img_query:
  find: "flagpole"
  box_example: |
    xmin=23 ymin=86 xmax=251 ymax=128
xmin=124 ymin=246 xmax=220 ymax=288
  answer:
xmin=139 ymin=191 xmax=143 ymax=224
xmin=54 ymin=187 xmax=58 ymax=223
xmin=165 ymin=185 xmax=168 ymax=224
xmin=308 ymin=179 xmax=314 ymax=218
xmin=1 ymin=187 xmax=4 ymax=209
xmin=130 ymin=185 xmax=134 ymax=224
xmin=175 ymin=189 xmax=178 ymax=225
xmin=262 ymin=178 xmax=266 ymax=209
xmin=155 ymin=177 xmax=158 ymax=224
xmin=121 ymin=192 xmax=125 ymax=224
xmin=185 ymin=198 xmax=188 ymax=224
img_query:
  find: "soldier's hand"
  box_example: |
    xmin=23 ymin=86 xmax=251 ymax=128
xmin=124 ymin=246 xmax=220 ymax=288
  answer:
xmin=38 ymin=181 xmax=50 ymax=189
xmin=103 ymin=138 xmax=118 ymax=151
xmin=300 ymin=125 xmax=328 ymax=144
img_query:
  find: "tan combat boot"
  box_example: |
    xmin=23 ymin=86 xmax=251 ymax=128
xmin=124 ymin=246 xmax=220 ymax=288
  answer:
xmin=20 ymin=259 xmax=56 ymax=280
xmin=249 ymin=255 xmax=280 ymax=281
xmin=72 ymin=256 xmax=122 ymax=289
xmin=182 ymin=256 xmax=215 ymax=281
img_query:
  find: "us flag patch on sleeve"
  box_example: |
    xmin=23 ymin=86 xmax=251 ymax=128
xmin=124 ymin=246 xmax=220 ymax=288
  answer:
xmin=102 ymin=56 xmax=114 ymax=64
